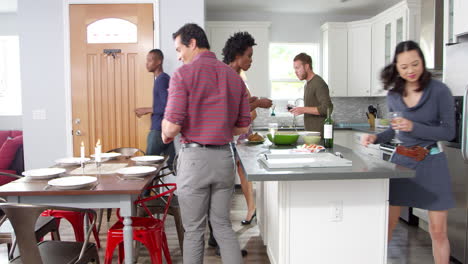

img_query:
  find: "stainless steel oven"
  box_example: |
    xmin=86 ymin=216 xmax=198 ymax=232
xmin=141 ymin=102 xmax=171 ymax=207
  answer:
xmin=379 ymin=143 xmax=395 ymax=161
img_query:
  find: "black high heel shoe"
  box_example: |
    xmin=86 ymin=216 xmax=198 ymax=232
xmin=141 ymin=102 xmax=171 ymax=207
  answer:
xmin=241 ymin=210 xmax=256 ymax=225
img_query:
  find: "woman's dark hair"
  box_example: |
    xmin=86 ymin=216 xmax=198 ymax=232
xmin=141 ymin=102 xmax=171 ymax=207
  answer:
xmin=381 ymin=40 xmax=431 ymax=95
xmin=222 ymin=32 xmax=257 ymax=64
xmin=172 ymin=23 xmax=210 ymax=50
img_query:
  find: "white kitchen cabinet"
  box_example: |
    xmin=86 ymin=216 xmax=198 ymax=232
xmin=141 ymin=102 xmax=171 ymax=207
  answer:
xmin=321 ymin=23 xmax=348 ymax=97
xmin=453 ymin=0 xmax=468 ymax=37
xmin=206 ymin=22 xmax=270 ymax=97
xmin=370 ymin=1 xmax=420 ymax=96
xmin=321 ymin=0 xmax=421 ymax=97
xmin=347 ymin=21 xmax=372 ymax=97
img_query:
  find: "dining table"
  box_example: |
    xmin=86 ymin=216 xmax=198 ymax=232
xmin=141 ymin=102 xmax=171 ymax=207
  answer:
xmin=0 ymin=156 xmax=168 ymax=264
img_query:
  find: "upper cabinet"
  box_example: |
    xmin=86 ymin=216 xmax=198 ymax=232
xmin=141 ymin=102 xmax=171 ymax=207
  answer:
xmin=453 ymin=0 xmax=468 ymax=37
xmin=206 ymin=22 xmax=271 ymax=97
xmin=453 ymin=0 xmax=468 ymax=36
xmin=347 ymin=20 xmax=372 ymax=96
xmin=371 ymin=3 xmax=411 ymax=96
xmin=322 ymin=0 xmax=421 ymax=97
xmin=321 ymin=23 xmax=348 ymax=97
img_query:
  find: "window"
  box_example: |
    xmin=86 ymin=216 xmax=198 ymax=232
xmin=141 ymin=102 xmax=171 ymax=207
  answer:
xmin=269 ymin=43 xmax=320 ymax=99
xmin=0 ymin=36 xmax=21 ymax=116
xmin=87 ymin=18 xmax=137 ymax=44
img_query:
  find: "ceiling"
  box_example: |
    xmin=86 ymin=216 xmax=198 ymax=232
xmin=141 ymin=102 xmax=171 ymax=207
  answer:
xmin=205 ymin=0 xmax=402 ymax=16
xmin=0 ymin=0 xmax=16 ymax=13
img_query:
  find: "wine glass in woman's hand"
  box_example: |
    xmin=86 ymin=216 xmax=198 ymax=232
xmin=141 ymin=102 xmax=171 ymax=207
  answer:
xmin=389 ymin=112 xmax=403 ymax=134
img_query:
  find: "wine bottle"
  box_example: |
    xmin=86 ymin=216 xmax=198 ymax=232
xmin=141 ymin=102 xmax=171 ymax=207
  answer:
xmin=323 ymin=108 xmax=334 ymax=148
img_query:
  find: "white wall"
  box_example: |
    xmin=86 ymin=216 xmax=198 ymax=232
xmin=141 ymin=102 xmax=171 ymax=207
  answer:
xmin=18 ymin=0 xmax=205 ymax=169
xmin=206 ymin=11 xmax=368 ymax=43
xmin=0 ymin=13 xmax=22 ymax=130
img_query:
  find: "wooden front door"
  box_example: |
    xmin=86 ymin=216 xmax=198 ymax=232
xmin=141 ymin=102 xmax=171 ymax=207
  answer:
xmin=70 ymin=4 xmax=153 ymax=156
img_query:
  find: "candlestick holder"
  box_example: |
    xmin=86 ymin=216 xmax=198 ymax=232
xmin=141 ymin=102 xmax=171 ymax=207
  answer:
xmin=95 ymin=160 xmax=102 ymax=175
xmin=80 ymin=160 xmax=86 ymax=175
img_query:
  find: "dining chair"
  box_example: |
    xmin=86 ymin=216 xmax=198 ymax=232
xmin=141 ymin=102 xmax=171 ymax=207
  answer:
xmin=0 ymin=172 xmax=102 ymax=250
xmin=138 ymin=168 xmax=184 ymax=253
xmin=0 ymin=203 xmax=100 ymax=264
xmin=106 ymin=147 xmax=145 ymax=158
xmin=104 ymin=183 xmax=176 ymax=264
xmin=0 ymin=197 xmax=60 ymax=260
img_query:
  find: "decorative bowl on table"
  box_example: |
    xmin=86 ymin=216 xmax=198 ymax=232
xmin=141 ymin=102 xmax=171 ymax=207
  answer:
xmin=266 ymin=132 xmax=299 ymax=145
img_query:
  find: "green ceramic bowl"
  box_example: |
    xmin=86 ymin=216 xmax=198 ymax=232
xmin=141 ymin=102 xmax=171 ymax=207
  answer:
xmin=267 ymin=132 xmax=299 ymax=145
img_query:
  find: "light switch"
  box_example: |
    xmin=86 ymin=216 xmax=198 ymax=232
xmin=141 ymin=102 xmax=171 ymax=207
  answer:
xmin=32 ymin=109 xmax=46 ymax=120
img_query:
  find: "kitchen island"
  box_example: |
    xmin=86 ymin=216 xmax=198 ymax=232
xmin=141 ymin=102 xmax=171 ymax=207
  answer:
xmin=236 ymin=142 xmax=414 ymax=264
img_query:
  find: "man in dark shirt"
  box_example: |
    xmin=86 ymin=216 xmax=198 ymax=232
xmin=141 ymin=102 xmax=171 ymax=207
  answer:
xmin=135 ymin=49 xmax=175 ymax=167
xmin=290 ymin=53 xmax=333 ymax=136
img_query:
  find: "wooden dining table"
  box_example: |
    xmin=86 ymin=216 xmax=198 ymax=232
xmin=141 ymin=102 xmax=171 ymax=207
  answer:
xmin=0 ymin=157 xmax=167 ymax=264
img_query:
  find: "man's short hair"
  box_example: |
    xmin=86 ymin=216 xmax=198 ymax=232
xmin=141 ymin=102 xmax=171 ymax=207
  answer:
xmin=294 ymin=53 xmax=313 ymax=70
xmin=149 ymin=49 xmax=164 ymax=61
xmin=172 ymin=23 xmax=210 ymax=50
xmin=222 ymin=32 xmax=257 ymax=65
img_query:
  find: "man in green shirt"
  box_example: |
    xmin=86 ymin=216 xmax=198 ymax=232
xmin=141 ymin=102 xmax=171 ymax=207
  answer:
xmin=290 ymin=52 xmax=333 ymax=136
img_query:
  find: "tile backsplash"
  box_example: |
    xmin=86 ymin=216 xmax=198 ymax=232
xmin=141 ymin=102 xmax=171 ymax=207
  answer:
xmin=252 ymin=97 xmax=388 ymax=128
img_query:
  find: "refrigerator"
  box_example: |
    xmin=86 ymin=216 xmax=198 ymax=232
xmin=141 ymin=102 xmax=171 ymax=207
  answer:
xmin=444 ymin=40 xmax=468 ymax=263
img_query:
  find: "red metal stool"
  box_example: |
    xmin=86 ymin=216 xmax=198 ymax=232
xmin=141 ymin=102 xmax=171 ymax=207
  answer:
xmin=41 ymin=209 xmax=101 ymax=248
xmin=104 ymin=183 xmax=176 ymax=264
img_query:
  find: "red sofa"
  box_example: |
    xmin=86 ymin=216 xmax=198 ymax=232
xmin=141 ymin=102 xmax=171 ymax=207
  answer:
xmin=0 ymin=130 xmax=24 ymax=185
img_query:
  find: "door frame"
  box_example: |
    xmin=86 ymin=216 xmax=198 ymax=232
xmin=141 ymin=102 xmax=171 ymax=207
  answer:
xmin=63 ymin=0 xmax=160 ymax=156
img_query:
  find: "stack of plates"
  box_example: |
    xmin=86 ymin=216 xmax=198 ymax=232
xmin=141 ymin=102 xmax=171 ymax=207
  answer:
xmin=130 ymin=155 xmax=164 ymax=165
xmin=116 ymin=166 xmax=157 ymax=177
xmin=55 ymin=157 xmax=91 ymax=166
xmin=47 ymin=176 xmax=97 ymax=190
xmin=22 ymin=168 xmax=66 ymax=180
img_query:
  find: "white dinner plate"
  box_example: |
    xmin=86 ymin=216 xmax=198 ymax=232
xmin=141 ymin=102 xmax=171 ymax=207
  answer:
xmin=22 ymin=168 xmax=66 ymax=180
xmin=91 ymin=153 xmax=122 ymax=159
xmin=116 ymin=166 xmax=157 ymax=177
xmin=48 ymin=176 xmax=97 ymax=190
xmin=55 ymin=157 xmax=91 ymax=165
xmin=131 ymin=155 xmax=164 ymax=165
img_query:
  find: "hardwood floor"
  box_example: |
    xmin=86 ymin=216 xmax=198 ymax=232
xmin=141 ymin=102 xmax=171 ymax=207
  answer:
xmin=0 ymin=188 xmax=464 ymax=263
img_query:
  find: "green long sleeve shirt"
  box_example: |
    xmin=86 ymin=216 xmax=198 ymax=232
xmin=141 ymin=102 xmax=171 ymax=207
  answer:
xmin=303 ymin=74 xmax=333 ymax=136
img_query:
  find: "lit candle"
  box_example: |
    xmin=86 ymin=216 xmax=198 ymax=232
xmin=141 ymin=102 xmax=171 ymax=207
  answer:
xmin=80 ymin=141 xmax=85 ymax=161
xmin=95 ymin=139 xmax=101 ymax=163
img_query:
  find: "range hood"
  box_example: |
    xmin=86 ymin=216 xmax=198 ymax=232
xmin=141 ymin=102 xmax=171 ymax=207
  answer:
xmin=419 ymin=0 xmax=444 ymax=72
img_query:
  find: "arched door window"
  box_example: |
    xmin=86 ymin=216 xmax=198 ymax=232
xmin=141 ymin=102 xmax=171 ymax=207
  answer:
xmin=87 ymin=18 xmax=137 ymax=43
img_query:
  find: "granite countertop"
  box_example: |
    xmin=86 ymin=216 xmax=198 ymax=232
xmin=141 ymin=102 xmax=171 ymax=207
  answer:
xmin=236 ymin=142 xmax=414 ymax=181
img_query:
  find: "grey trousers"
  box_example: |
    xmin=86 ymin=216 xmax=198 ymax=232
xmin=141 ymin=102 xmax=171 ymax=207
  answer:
xmin=176 ymin=145 xmax=242 ymax=264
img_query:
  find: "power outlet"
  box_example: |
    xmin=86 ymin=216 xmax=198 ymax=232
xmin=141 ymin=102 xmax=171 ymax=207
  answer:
xmin=330 ymin=200 xmax=343 ymax=222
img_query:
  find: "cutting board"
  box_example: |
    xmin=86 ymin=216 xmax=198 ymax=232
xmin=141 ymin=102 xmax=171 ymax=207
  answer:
xmin=258 ymin=152 xmax=352 ymax=169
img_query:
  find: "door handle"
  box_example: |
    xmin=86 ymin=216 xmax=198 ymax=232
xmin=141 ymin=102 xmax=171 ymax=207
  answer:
xmin=75 ymin=130 xmax=82 ymax=136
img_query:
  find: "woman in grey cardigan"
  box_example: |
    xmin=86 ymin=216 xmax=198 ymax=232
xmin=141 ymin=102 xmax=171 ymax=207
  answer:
xmin=361 ymin=40 xmax=455 ymax=264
